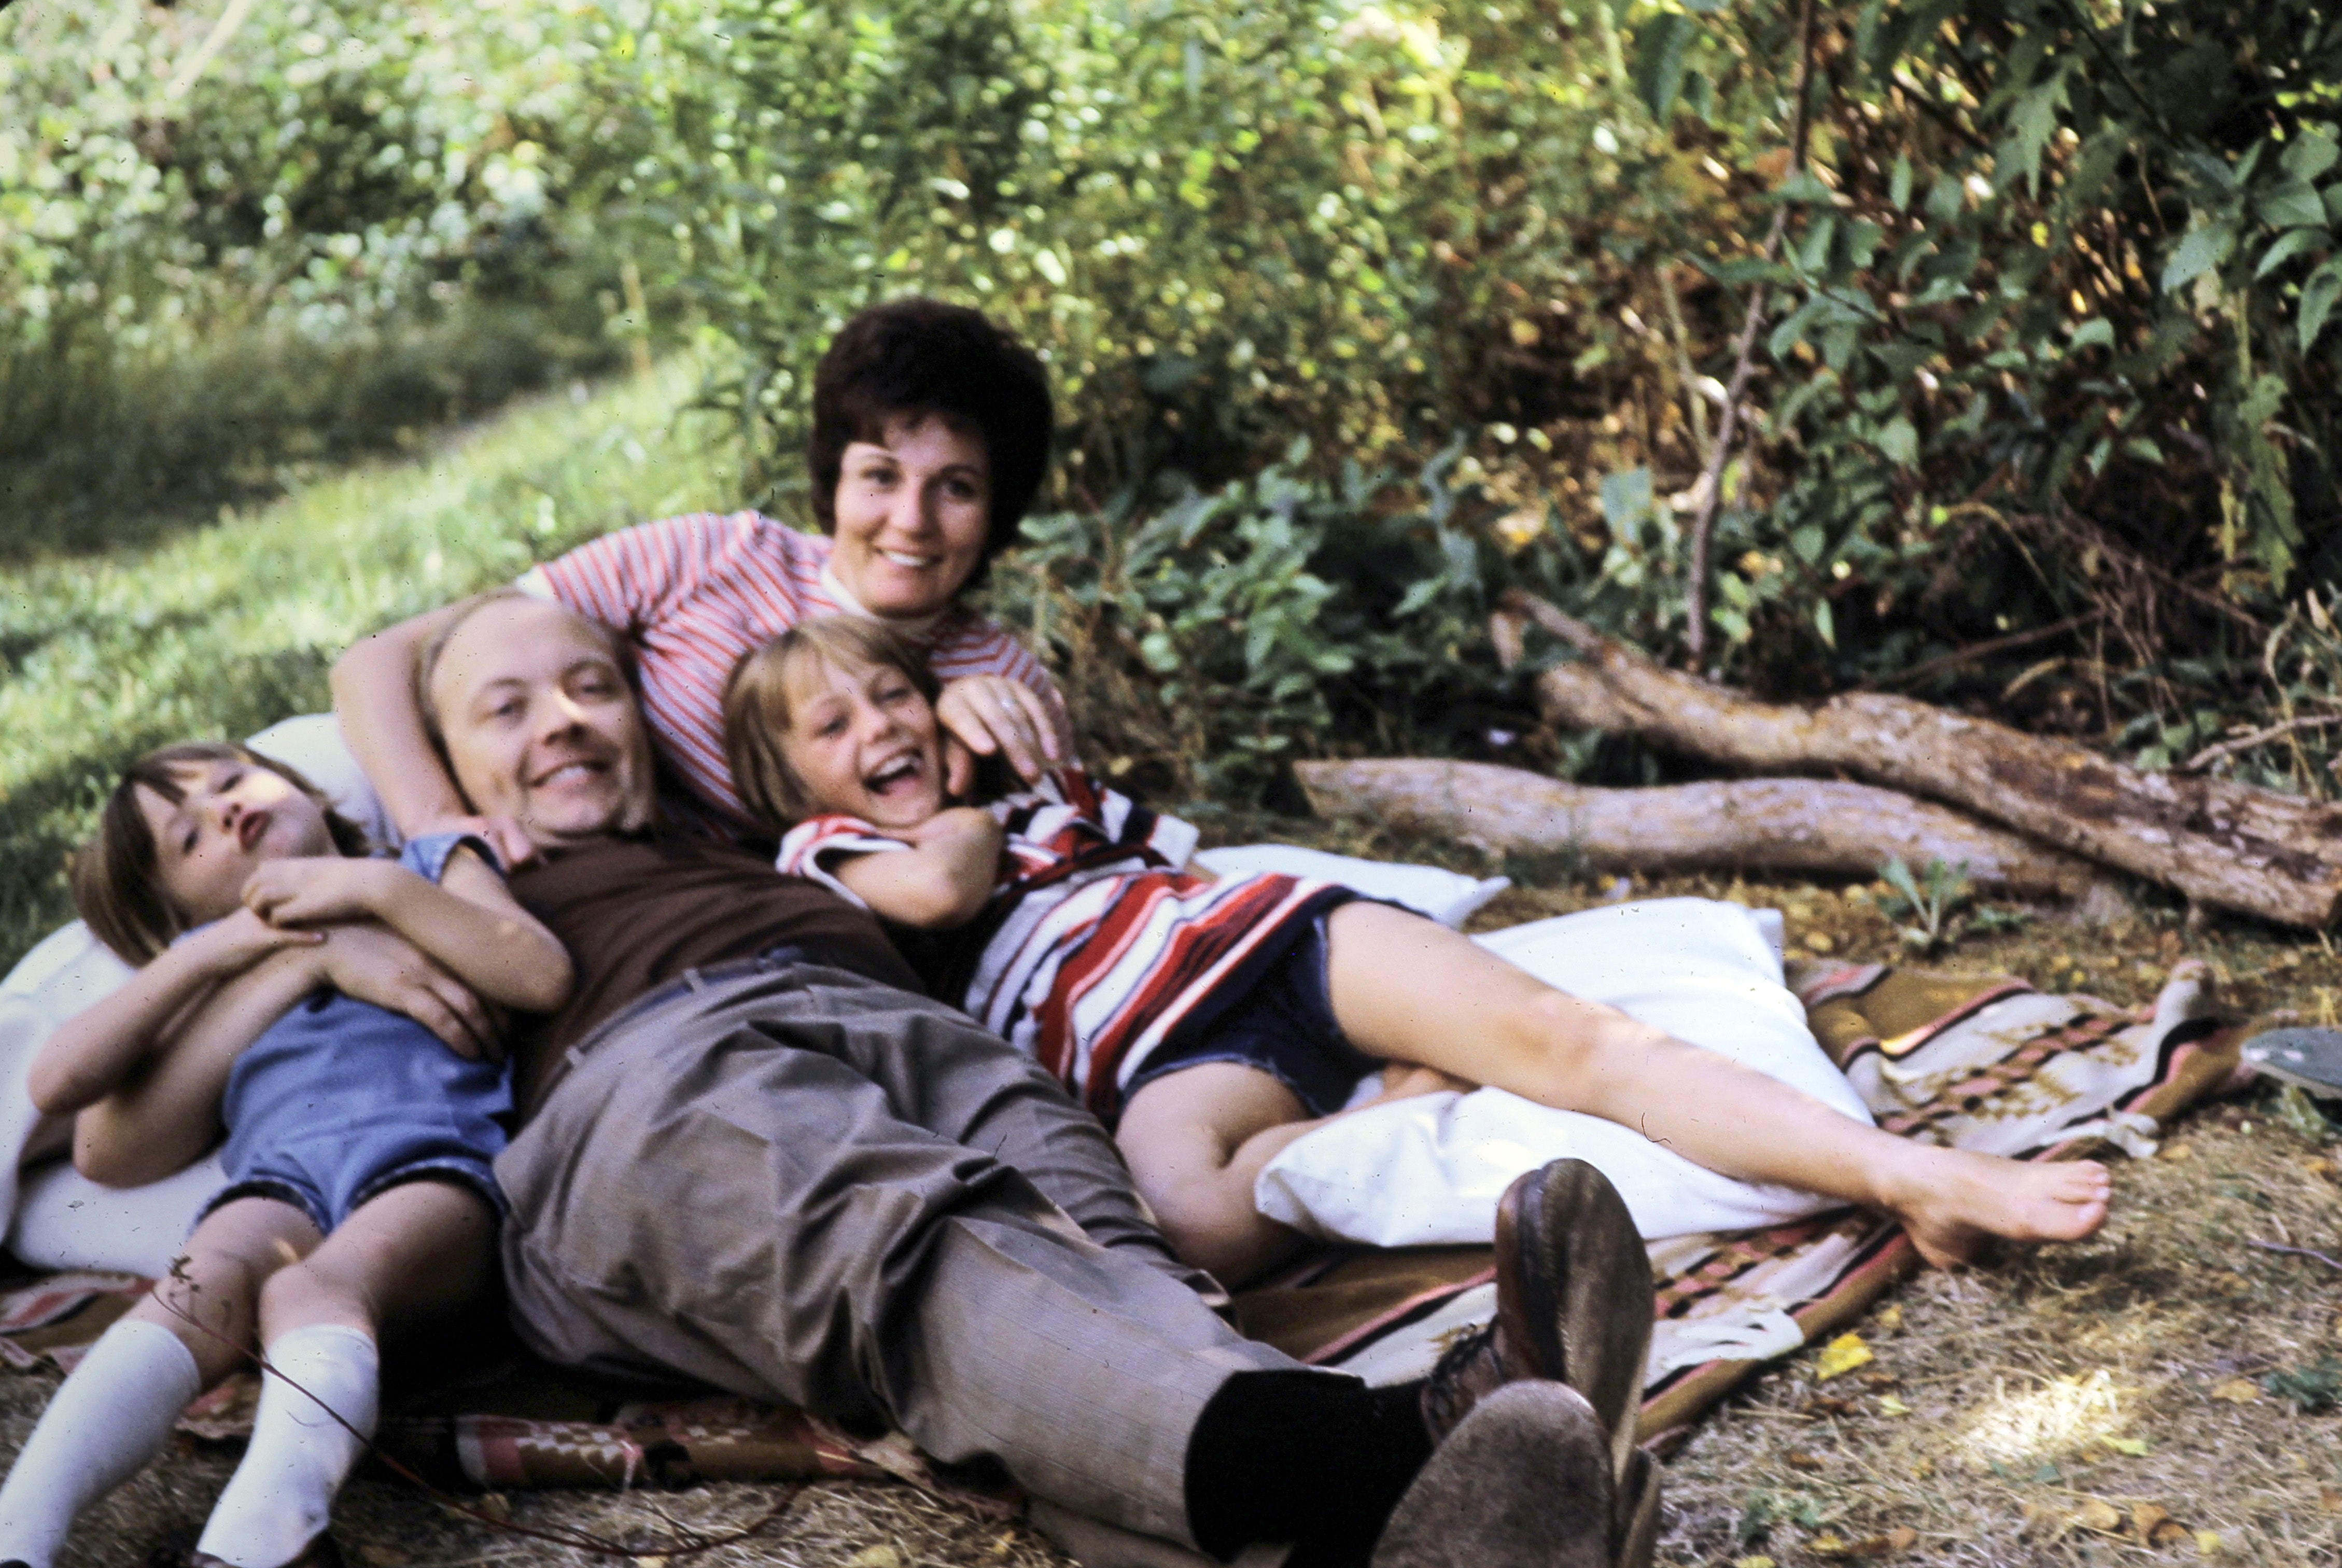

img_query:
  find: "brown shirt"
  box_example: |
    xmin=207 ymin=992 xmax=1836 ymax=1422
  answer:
xmin=507 ymin=829 xmax=919 ymax=1116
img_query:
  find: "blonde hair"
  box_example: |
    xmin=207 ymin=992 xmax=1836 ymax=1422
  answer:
xmin=73 ymin=741 xmax=370 ymax=964
xmin=723 ymin=617 xmax=939 ymax=829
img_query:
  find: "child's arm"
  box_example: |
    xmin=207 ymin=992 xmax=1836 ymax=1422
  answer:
xmin=240 ymin=846 xmax=572 ymax=1014
xmin=28 ymin=910 xmax=322 ymax=1117
xmin=71 ymin=941 xmax=335 ymax=1185
xmin=74 ymin=920 xmax=506 ymax=1185
xmin=826 ymin=808 xmax=1005 ymax=929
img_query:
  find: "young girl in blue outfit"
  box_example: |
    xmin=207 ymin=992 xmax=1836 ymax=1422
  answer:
xmin=0 ymin=741 xmax=570 ymax=1568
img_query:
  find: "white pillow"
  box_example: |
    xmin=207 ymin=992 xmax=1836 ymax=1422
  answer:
xmin=1253 ymin=898 xmax=1869 ymax=1245
xmin=1191 ymin=844 xmax=1510 ymax=929
xmin=0 ymin=713 xmax=374 ymax=1272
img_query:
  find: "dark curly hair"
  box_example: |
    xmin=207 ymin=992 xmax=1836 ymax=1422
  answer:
xmin=807 ymin=299 xmax=1055 ymax=580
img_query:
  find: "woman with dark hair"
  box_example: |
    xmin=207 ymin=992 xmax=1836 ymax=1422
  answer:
xmin=332 ymin=298 xmax=1072 ymax=861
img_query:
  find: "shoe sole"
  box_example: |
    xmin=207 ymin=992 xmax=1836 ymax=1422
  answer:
xmin=1496 ymin=1157 xmax=1656 ymax=1486
xmin=2244 ymin=1027 xmax=2342 ymax=1100
xmin=1372 ymin=1382 xmax=1614 ymax=1568
xmin=1614 ymin=1447 xmax=1664 ymax=1568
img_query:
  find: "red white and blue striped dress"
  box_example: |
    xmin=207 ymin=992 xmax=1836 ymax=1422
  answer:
xmin=777 ymin=770 xmax=1352 ymax=1121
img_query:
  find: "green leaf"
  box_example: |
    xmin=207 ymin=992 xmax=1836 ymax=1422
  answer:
xmin=2257 ymin=227 xmax=2329 ymax=278
xmin=1999 ymin=68 xmax=2069 ymax=197
xmin=1813 ymin=598 xmax=1835 ymax=649
xmin=2303 ymin=259 xmax=2342 ymax=353
xmin=1631 ymin=12 xmax=1698 ymax=122
xmin=1599 ymin=467 xmax=1654 ymax=533
xmin=1876 ymin=416 xmax=1919 ymax=466
xmin=1889 ymin=153 xmax=1912 ymax=212
xmin=2258 ymin=178 xmax=2329 ymax=231
xmin=2283 ymin=131 xmax=2341 ymax=183
xmin=2069 ymin=318 xmax=2115 ymax=349
xmin=1797 ymin=213 xmax=1836 ymax=273
xmin=2160 ymin=222 xmax=2236 ymax=292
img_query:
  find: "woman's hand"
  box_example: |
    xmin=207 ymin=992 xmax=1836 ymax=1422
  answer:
xmin=313 ymin=925 xmax=499 ymax=1060
xmin=242 ymin=856 xmax=397 ymax=928
xmin=936 ymin=676 xmax=1061 ymax=788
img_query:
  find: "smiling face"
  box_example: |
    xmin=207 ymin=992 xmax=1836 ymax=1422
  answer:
xmin=825 ymin=414 xmax=993 ymax=620
xmin=774 ymin=650 xmax=948 ymax=830
xmin=427 ymin=595 xmax=655 ymax=847
xmin=138 ymin=757 xmax=336 ymax=925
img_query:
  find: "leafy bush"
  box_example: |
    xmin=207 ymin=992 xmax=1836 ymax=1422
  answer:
xmin=602 ymin=0 xmax=1720 ymax=504
xmin=0 ymin=0 xmax=642 ymax=544
xmin=608 ymin=0 xmax=2342 ymax=802
xmin=980 ymin=444 xmax=1521 ymax=801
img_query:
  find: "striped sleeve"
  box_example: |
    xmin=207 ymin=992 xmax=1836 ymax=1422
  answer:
xmin=776 ymin=814 xmax=915 ymax=910
xmin=531 ymin=512 xmax=738 ymax=635
xmin=1048 ymin=771 xmax=1197 ymax=870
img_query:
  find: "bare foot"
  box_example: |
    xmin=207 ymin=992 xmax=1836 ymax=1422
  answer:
xmin=1880 ymin=1147 xmax=2112 ymax=1268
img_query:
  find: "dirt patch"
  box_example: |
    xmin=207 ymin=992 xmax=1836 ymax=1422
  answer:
xmin=21 ymin=833 xmax=2342 ymax=1567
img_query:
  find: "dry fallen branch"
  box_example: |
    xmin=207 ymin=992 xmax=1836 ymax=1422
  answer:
xmin=1294 ymin=759 xmax=2111 ymax=899
xmin=1502 ymin=591 xmax=2342 ymax=928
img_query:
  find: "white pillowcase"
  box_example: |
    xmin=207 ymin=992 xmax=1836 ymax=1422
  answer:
xmin=1190 ymin=844 xmax=1509 ymax=928
xmin=1253 ymin=898 xmax=1870 ymax=1245
xmin=0 ymin=715 xmax=387 ymax=1272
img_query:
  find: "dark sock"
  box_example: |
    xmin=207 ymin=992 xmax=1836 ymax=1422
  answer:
xmin=1185 ymin=1371 xmax=1433 ymax=1566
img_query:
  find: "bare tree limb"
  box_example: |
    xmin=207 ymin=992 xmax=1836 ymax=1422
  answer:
xmin=1504 ymin=590 xmax=2342 ymax=928
xmin=2183 ymin=715 xmax=2342 ymax=774
xmin=1295 ymin=759 xmax=2113 ymax=899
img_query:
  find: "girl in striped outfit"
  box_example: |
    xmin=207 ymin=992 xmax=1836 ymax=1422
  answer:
xmin=725 ymin=617 xmax=2115 ymax=1286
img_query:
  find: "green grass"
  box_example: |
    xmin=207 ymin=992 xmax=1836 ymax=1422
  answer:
xmin=0 ymin=359 xmax=741 ymax=971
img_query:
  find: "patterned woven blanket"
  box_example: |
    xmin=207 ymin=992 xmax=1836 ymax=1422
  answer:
xmin=0 ymin=962 xmax=2245 ymax=1491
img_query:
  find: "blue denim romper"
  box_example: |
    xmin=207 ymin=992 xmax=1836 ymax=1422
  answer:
xmin=202 ymin=833 xmax=513 ymax=1234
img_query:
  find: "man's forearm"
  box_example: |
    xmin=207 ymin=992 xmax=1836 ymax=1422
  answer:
xmin=331 ymin=608 xmax=468 ymax=834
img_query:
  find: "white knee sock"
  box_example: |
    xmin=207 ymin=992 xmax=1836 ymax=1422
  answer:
xmin=0 ymin=1317 xmax=202 ymax=1567
xmin=194 ymin=1324 xmax=378 ymax=1568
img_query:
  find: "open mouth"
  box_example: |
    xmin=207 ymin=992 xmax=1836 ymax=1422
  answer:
xmin=879 ymin=550 xmax=937 ymax=570
xmin=236 ymin=810 xmax=268 ymax=852
xmin=864 ymin=755 xmax=924 ymax=796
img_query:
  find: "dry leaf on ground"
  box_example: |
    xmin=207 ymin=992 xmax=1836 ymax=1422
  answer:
xmin=1815 ymin=1333 xmax=1875 ymax=1381
xmin=2076 ymin=1499 xmax=2127 ymax=1534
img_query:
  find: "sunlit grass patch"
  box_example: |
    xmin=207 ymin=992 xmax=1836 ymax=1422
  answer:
xmin=0 ymin=359 xmax=738 ymax=969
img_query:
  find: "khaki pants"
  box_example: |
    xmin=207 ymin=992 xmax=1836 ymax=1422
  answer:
xmin=496 ymin=963 xmax=1325 ymax=1546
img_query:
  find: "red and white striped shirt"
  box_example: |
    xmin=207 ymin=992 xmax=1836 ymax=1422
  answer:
xmin=778 ymin=770 xmax=1349 ymax=1122
xmin=520 ymin=511 xmax=1070 ymax=828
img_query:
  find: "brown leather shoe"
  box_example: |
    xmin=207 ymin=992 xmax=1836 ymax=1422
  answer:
xmin=1493 ymin=1157 xmax=1654 ymax=1485
xmin=1375 ymin=1381 xmax=1615 ymax=1568
xmin=1613 ymin=1446 xmax=1664 ymax=1568
xmin=1421 ymin=1160 xmax=1655 ymax=1477
xmin=185 ymin=1533 xmax=345 ymax=1568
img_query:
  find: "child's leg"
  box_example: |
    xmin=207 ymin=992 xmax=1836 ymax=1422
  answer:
xmin=1320 ymin=901 xmax=2112 ymax=1267
xmin=0 ymin=1197 xmax=316 ymax=1568
xmin=1115 ymin=1063 xmax=1316 ymax=1285
xmin=195 ymin=1179 xmax=494 ymax=1568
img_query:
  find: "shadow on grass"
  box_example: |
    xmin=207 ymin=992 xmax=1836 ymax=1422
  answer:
xmin=0 ymin=303 xmax=621 ymax=565
xmin=0 ymin=646 xmax=339 ymax=969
